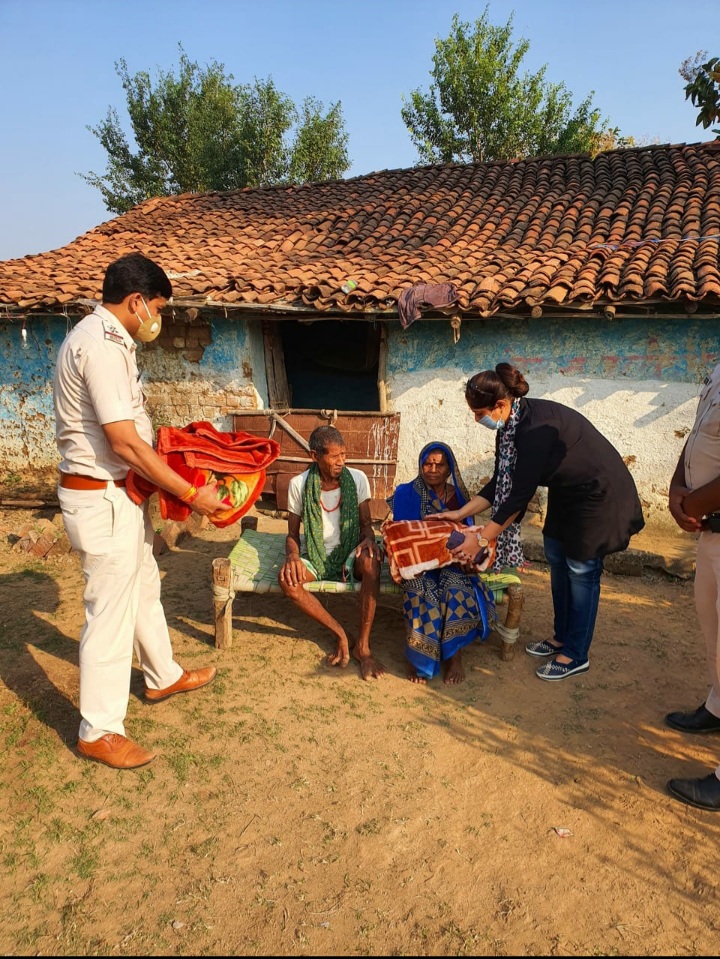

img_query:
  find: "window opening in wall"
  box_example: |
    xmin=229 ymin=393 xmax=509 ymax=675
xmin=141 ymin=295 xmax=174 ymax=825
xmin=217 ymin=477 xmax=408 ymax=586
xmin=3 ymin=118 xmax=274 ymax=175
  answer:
xmin=279 ymin=320 xmax=381 ymax=411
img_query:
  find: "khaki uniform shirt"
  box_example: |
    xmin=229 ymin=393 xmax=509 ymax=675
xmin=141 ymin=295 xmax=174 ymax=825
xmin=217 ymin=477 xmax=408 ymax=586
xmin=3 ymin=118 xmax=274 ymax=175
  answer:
xmin=685 ymin=363 xmax=720 ymax=492
xmin=54 ymin=305 xmax=152 ymax=479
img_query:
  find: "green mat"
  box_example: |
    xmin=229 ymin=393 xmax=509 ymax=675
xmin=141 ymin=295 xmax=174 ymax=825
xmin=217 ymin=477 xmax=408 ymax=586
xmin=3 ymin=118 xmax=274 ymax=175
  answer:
xmin=228 ymin=529 xmax=521 ymax=602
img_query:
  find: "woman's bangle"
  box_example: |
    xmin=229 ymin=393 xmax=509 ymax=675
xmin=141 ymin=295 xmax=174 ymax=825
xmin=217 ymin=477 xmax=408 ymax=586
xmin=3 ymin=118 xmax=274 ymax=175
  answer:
xmin=179 ymin=484 xmax=199 ymax=504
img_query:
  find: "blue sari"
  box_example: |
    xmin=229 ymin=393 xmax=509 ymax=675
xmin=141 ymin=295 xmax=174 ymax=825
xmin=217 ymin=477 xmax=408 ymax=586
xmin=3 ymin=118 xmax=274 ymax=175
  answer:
xmin=390 ymin=443 xmax=494 ymax=679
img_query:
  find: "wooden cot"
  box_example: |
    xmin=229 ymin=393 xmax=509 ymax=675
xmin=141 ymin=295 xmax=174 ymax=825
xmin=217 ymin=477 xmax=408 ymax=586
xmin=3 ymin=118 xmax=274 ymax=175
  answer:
xmin=212 ymin=517 xmax=525 ymax=658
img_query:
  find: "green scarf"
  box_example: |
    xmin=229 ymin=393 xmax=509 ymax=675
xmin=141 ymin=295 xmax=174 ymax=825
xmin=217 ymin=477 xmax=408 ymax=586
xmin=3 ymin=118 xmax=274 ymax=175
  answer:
xmin=303 ymin=464 xmax=360 ymax=580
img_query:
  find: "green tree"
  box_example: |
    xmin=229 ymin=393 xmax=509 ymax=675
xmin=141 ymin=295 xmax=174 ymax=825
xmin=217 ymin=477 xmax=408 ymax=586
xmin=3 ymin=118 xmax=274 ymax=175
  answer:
xmin=82 ymin=47 xmax=350 ymax=214
xmin=680 ymin=52 xmax=720 ymax=137
xmin=401 ymin=9 xmax=616 ymax=164
xmin=235 ymin=77 xmax=295 ymax=188
xmin=289 ymin=97 xmax=350 ymax=184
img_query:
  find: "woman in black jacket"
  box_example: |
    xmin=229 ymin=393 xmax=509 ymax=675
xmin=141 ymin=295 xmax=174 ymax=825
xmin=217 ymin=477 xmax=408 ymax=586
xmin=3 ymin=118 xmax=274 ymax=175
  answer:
xmin=437 ymin=363 xmax=645 ymax=681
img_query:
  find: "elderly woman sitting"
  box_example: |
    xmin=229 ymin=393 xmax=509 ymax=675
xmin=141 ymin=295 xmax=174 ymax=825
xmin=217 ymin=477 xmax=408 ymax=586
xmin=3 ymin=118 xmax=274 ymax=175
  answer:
xmin=388 ymin=442 xmax=493 ymax=685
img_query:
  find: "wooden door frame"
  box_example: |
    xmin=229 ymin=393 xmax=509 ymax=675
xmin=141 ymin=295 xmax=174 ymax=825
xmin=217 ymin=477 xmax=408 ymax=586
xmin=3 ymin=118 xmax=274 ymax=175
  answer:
xmin=262 ymin=319 xmax=290 ymax=409
xmin=377 ymin=323 xmax=389 ymax=413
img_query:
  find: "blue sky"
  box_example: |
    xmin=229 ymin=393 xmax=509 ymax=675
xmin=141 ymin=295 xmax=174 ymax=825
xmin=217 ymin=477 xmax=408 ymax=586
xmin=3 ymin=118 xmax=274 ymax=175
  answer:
xmin=0 ymin=0 xmax=718 ymax=261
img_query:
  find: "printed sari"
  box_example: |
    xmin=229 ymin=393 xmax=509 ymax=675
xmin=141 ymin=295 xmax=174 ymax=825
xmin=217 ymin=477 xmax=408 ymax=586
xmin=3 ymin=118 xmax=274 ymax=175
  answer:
xmin=389 ymin=442 xmax=494 ymax=679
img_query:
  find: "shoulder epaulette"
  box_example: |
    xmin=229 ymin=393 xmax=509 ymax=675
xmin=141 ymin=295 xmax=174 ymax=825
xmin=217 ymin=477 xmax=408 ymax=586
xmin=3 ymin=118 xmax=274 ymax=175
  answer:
xmin=103 ymin=323 xmax=126 ymax=346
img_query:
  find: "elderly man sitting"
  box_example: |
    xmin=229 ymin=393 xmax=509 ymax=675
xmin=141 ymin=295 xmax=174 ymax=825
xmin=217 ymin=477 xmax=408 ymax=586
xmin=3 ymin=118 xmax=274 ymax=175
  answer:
xmin=278 ymin=425 xmax=385 ymax=680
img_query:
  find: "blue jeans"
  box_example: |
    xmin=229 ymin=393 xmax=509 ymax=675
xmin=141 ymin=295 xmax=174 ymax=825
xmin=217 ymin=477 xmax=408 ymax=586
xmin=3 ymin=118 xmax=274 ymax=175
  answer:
xmin=543 ymin=535 xmax=604 ymax=663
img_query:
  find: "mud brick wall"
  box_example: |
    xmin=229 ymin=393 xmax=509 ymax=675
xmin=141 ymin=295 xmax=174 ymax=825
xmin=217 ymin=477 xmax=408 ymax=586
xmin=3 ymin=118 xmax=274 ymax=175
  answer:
xmin=138 ymin=311 xmax=268 ymax=429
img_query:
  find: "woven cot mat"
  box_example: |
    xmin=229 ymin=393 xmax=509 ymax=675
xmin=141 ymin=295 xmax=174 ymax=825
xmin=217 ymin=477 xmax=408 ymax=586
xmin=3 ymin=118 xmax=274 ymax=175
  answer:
xmin=227 ymin=529 xmax=521 ymax=601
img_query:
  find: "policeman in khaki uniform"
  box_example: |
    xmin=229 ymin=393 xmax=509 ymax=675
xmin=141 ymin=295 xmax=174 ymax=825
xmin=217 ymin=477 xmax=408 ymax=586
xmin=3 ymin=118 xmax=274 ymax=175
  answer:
xmin=666 ymin=362 xmax=720 ymax=809
xmin=53 ymin=253 xmax=219 ymax=769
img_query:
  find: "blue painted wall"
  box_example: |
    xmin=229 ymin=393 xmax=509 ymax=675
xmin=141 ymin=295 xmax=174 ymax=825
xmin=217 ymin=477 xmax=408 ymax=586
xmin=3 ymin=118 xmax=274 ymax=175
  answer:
xmin=0 ymin=318 xmax=65 ymax=475
xmin=387 ymin=317 xmax=720 ymax=383
xmin=193 ymin=314 xmax=267 ymax=396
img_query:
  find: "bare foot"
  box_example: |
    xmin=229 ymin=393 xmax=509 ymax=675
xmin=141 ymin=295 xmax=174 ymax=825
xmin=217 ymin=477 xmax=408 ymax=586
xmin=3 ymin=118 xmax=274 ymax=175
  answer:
xmin=326 ymin=637 xmax=350 ymax=668
xmin=444 ymin=651 xmax=465 ymax=685
xmin=407 ymin=666 xmax=427 ymax=684
xmin=352 ymin=645 xmax=386 ymax=680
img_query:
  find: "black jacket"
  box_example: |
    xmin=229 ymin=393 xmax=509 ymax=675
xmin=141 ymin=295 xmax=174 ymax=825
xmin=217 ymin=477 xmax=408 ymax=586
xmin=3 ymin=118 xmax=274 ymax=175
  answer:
xmin=479 ymin=398 xmax=645 ymax=560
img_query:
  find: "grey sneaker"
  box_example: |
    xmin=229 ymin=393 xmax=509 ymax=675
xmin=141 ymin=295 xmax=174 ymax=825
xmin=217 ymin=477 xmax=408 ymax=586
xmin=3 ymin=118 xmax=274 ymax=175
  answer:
xmin=525 ymin=639 xmax=563 ymax=658
xmin=536 ymin=658 xmax=589 ymax=681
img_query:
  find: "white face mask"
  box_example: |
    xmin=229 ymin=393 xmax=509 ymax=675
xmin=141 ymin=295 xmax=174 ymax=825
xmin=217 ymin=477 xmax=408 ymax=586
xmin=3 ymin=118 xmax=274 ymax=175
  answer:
xmin=134 ymin=297 xmax=162 ymax=343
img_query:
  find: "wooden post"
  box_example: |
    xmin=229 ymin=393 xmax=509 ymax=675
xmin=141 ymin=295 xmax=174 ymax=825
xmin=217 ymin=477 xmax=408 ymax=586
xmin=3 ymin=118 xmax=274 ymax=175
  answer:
xmin=500 ymin=583 xmax=524 ymax=661
xmin=212 ymin=557 xmax=234 ymax=650
xmin=377 ymin=323 xmax=388 ymax=413
xmin=213 ymin=517 xmax=257 ymax=649
xmin=500 ymin=639 xmax=515 ymax=661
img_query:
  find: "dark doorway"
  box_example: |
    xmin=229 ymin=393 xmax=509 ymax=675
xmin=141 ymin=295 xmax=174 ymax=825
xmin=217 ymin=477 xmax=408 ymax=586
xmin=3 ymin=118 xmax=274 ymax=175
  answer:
xmin=279 ymin=320 xmax=380 ymax=411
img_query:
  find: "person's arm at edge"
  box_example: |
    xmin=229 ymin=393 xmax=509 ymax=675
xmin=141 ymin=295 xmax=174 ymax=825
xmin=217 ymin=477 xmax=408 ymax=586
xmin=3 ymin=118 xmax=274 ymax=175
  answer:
xmin=668 ymin=443 xmax=702 ymax=531
xmin=684 ymin=475 xmax=720 ymax=522
xmin=103 ymin=420 xmax=218 ymax=515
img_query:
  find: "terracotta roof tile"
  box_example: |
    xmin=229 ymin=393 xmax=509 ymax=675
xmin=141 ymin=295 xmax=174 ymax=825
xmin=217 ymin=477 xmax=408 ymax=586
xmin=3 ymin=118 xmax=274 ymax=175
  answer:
xmin=2 ymin=142 xmax=720 ymax=316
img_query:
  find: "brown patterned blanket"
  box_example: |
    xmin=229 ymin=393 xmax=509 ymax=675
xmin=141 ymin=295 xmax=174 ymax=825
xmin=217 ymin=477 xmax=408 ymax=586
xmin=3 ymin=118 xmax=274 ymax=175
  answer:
xmin=382 ymin=519 xmax=496 ymax=581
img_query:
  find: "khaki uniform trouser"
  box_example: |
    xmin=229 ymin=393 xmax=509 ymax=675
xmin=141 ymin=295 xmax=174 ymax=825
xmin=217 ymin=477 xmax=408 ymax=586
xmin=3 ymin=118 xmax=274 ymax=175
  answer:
xmin=58 ymin=482 xmax=183 ymax=741
xmin=695 ymin=532 xmax=720 ymax=778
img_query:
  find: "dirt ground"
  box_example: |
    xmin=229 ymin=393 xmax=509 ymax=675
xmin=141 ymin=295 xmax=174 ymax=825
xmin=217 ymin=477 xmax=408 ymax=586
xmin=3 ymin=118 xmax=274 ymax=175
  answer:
xmin=1 ymin=503 xmax=719 ymax=957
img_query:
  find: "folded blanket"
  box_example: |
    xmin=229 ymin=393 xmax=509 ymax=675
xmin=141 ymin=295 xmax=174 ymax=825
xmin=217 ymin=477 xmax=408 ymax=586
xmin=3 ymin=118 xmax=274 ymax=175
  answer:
xmin=126 ymin=422 xmax=280 ymax=528
xmin=382 ymin=519 xmax=496 ymax=580
xmin=157 ymin=421 xmax=279 ymax=470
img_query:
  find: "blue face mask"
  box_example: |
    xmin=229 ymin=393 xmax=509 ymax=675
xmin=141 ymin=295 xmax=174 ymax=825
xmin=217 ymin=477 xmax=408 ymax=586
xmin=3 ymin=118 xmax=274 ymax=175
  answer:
xmin=479 ymin=414 xmax=505 ymax=431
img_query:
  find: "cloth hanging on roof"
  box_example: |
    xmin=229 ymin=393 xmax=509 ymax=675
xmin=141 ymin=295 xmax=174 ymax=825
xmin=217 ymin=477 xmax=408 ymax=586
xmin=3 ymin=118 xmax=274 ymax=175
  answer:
xmin=126 ymin=421 xmax=280 ymax=528
xmin=397 ymin=282 xmax=459 ymax=330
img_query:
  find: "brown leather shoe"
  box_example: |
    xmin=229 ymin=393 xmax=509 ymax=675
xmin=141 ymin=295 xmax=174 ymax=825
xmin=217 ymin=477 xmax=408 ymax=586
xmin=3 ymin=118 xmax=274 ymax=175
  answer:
xmin=145 ymin=666 xmax=217 ymax=703
xmin=77 ymin=733 xmax=156 ymax=769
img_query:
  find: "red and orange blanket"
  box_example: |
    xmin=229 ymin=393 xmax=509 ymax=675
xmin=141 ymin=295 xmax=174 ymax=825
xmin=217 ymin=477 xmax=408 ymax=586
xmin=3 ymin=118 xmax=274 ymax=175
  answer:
xmin=126 ymin=421 xmax=280 ymax=528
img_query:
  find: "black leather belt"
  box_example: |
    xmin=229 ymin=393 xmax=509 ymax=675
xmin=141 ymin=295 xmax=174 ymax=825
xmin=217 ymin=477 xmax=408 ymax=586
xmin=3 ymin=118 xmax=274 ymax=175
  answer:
xmin=706 ymin=513 xmax=720 ymax=533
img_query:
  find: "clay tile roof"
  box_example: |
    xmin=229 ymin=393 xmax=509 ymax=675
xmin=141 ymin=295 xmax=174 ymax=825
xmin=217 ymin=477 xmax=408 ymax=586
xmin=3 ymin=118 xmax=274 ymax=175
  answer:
xmin=2 ymin=141 xmax=720 ymax=317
